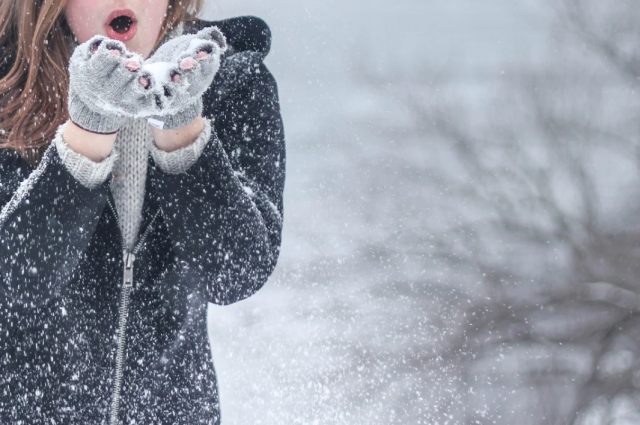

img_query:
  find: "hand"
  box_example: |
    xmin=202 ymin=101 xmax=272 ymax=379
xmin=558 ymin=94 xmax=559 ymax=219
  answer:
xmin=67 ymin=36 xmax=151 ymax=133
xmin=139 ymin=26 xmax=228 ymax=130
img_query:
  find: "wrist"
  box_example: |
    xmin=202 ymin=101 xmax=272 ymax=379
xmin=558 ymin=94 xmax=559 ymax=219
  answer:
xmin=150 ymin=115 xmax=205 ymax=152
xmin=63 ymin=120 xmax=117 ymax=162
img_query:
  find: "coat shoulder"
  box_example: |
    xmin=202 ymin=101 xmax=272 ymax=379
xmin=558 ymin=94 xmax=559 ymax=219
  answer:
xmin=185 ymin=16 xmax=280 ymax=121
xmin=185 ymin=16 xmax=272 ymax=58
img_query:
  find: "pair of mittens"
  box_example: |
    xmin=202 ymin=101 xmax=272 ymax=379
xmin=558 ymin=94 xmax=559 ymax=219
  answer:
xmin=68 ymin=26 xmax=228 ymax=133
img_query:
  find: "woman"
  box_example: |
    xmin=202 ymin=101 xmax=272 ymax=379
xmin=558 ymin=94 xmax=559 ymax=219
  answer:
xmin=0 ymin=0 xmax=285 ymax=423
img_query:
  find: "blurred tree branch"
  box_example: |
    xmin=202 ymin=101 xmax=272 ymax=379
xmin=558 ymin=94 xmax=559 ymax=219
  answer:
xmin=358 ymin=1 xmax=640 ymax=424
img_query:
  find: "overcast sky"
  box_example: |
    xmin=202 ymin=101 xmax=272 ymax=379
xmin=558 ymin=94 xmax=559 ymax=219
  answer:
xmin=204 ymin=0 xmax=551 ymax=79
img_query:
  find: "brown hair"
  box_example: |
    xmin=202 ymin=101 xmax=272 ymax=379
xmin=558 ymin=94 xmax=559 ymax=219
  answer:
xmin=0 ymin=0 xmax=204 ymax=167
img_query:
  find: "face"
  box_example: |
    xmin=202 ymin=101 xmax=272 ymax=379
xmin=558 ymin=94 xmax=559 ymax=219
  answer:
xmin=64 ymin=0 xmax=170 ymax=58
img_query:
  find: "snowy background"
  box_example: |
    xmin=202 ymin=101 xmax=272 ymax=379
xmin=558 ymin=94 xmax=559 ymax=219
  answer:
xmin=202 ymin=1 xmax=640 ymax=424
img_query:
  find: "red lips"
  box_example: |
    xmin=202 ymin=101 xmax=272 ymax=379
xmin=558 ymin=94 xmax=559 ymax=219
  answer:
xmin=105 ymin=9 xmax=138 ymax=42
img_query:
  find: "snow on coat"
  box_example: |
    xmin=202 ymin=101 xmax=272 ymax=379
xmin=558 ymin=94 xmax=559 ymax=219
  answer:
xmin=0 ymin=16 xmax=286 ymax=425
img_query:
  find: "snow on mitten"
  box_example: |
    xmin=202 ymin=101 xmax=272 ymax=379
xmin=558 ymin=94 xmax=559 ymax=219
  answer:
xmin=140 ymin=26 xmax=228 ymax=130
xmin=68 ymin=36 xmax=150 ymax=133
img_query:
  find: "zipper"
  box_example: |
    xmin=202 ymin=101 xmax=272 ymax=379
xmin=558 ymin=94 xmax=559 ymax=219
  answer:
xmin=106 ymin=195 xmax=161 ymax=425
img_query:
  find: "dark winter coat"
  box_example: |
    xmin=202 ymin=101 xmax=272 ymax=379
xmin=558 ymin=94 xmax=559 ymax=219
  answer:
xmin=0 ymin=16 xmax=285 ymax=424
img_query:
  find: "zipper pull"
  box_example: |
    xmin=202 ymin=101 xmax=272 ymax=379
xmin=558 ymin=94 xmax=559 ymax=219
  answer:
xmin=123 ymin=251 xmax=136 ymax=288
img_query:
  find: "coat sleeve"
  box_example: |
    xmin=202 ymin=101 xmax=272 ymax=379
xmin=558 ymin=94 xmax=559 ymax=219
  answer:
xmin=147 ymin=60 xmax=286 ymax=306
xmin=0 ymin=125 xmax=113 ymax=305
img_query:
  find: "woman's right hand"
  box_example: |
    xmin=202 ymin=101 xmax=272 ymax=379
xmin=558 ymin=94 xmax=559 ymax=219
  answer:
xmin=67 ymin=36 xmax=149 ymax=134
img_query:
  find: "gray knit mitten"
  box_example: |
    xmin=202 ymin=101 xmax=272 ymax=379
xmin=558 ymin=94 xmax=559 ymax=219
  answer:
xmin=68 ymin=36 xmax=148 ymax=133
xmin=141 ymin=26 xmax=228 ymax=130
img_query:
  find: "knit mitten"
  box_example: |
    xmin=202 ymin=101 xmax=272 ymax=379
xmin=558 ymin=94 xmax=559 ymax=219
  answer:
xmin=68 ymin=36 xmax=149 ymax=133
xmin=141 ymin=26 xmax=228 ymax=130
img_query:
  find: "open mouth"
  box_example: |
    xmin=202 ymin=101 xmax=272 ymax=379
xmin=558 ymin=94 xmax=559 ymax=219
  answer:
xmin=110 ymin=15 xmax=133 ymax=34
xmin=105 ymin=9 xmax=137 ymax=42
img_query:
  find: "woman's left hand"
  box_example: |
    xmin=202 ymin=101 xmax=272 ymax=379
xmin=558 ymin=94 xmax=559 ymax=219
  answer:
xmin=137 ymin=26 xmax=228 ymax=130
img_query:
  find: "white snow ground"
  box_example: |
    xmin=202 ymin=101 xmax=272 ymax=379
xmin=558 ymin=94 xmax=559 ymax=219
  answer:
xmin=202 ymin=1 xmax=550 ymax=423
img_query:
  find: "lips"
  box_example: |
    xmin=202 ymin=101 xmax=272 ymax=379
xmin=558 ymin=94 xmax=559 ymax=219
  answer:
xmin=105 ymin=9 xmax=137 ymax=42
